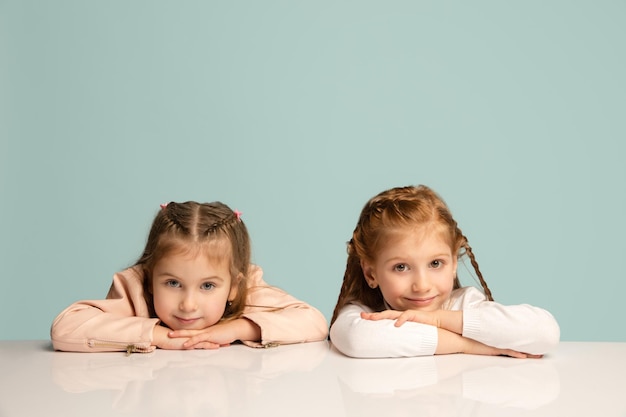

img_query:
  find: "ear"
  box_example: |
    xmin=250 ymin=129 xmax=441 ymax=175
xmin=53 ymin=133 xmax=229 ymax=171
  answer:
xmin=228 ymin=272 xmax=244 ymax=301
xmin=361 ymin=260 xmax=378 ymax=289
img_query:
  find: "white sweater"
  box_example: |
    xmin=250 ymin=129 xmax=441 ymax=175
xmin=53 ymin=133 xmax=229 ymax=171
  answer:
xmin=329 ymin=286 xmax=560 ymax=358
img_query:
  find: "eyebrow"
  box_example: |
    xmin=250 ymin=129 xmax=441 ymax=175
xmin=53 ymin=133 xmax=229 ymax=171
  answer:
xmin=384 ymin=253 xmax=453 ymax=262
xmin=428 ymin=253 xmax=453 ymax=259
xmin=155 ymin=272 xmax=225 ymax=282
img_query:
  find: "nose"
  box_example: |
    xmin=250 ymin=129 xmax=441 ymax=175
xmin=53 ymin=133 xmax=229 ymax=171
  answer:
xmin=411 ymin=269 xmax=431 ymax=293
xmin=179 ymin=291 xmax=198 ymax=312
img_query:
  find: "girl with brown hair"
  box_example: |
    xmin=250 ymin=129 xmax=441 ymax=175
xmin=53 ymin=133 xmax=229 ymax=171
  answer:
xmin=52 ymin=201 xmax=328 ymax=352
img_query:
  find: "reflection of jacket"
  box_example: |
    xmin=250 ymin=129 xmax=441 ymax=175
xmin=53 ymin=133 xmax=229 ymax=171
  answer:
xmin=51 ymin=265 xmax=329 ymax=352
xmin=51 ymin=341 xmax=330 ymax=416
xmin=330 ymin=286 xmax=560 ymax=358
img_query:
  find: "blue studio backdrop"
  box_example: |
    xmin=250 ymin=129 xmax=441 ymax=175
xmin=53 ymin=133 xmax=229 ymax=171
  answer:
xmin=1 ymin=1 xmax=625 ymax=342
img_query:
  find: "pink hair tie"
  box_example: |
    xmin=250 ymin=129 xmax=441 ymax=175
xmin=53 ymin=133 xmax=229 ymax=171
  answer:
xmin=234 ymin=209 xmax=243 ymax=221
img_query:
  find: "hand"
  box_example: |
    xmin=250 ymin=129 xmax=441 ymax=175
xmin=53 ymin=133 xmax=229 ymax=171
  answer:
xmin=361 ymin=309 xmax=441 ymax=328
xmin=463 ymin=338 xmax=543 ymax=359
xmin=169 ymin=318 xmax=261 ymax=349
xmin=151 ymin=325 xmax=221 ymax=350
xmin=437 ymin=329 xmax=543 ymax=359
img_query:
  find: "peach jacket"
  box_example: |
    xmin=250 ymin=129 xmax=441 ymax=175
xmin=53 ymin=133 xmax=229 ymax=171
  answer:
xmin=51 ymin=265 xmax=329 ymax=352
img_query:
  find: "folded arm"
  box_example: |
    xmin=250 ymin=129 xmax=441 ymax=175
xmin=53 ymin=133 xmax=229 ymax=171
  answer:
xmin=50 ymin=268 xmax=160 ymax=352
xmin=332 ymin=304 xmax=540 ymax=358
xmin=172 ymin=267 xmax=329 ymax=348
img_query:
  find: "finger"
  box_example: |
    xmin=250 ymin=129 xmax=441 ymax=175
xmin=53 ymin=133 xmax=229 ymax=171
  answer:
xmin=394 ymin=315 xmax=409 ymax=327
xmin=363 ymin=311 xmax=400 ymax=321
xmin=192 ymin=342 xmax=220 ymax=350
xmin=361 ymin=312 xmax=387 ymax=321
xmin=183 ymin=335 xmax=213 ymax=348
xmin=504 ymin=350 xmax=528 ymax=359
xmin=360 ymin=312 xmax=374 ymax=320
xmin=183 ymin=336 xmax=219 ymax=349
xmin=168 ymin=330 xmax=196 ymax=338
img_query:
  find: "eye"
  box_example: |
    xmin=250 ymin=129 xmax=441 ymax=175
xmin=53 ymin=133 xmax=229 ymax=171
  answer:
xmin=200 ymin=282 xmax=215 ymax=290
xmin=430 ymin=260 xmax=443 ymax=269
xmin=165 ymin=279 xmax=181 ymax=288
xmin=393 ymin=263 xmax=408 ymax=272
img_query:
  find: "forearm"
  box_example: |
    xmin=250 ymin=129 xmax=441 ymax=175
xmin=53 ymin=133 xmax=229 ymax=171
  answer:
xmin=435 ymin=328 xmax=470 ymax=354
xmin=437 ymin=310 xmax=463 ymax=334
xmin=51 ymin=306 xmax=158 ymax=352
xmin=242 ymin=307 xmax=328 ymax=345
xmin=232 ymin=318 xmax=262 ymax=342
xmin=462 ymin=304 xmax=560 ymax=355
xmin=152 ymin=325 xmax=181 ymax=350
xmin=436 ymin=327 xmax=508 ymax=356
xmin=243 ymin=269 xmax=329 ymax=345
xmin=331 ymin=305 xmax=437 ymax=358
xmin=436 ymin=328 xmax=533 ymax=358
xmin=51 ymin=269 xmax=159 ymax=352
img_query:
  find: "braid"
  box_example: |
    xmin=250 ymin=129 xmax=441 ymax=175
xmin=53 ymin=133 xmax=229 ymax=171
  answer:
xmin=161 ymin=203 xmax=189 ymax=233
xmin=205 ymin=213 xmax=238 ymax=235
xmin=168 ymin=214 xmax=187 ymax=232
xmin=461 ymin=237 xmax=494 ymax=301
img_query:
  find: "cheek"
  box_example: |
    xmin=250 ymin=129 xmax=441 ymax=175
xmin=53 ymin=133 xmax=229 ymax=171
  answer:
xmin=152 ymin=290 xmax=169 ymax=314
xmin=202 ymin=294 xmax=229 ymax=321
xmin=208 ymin=302 xmax=227 ymax=316
xmin=151 ymin=290 xmax=178 ymax=328
xmin=378 ymin=279 xmax=404 ymax=300
xmin=440 ymin=275 xmax=455 ymax=295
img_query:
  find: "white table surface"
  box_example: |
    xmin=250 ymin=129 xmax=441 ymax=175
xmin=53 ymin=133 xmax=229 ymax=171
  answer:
xmin=0 ymin=340 xmax=624 ymax=417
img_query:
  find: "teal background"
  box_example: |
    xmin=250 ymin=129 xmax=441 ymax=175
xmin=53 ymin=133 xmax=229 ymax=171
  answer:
xmin=1 ymin=1 xmax=625 ymax=342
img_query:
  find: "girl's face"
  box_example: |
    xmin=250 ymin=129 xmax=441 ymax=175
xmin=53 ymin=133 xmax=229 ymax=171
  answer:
xmin=362 ymin=227 xmax=457 ymax=312
xmin=152 ymin=251 xmax=237 ymax=330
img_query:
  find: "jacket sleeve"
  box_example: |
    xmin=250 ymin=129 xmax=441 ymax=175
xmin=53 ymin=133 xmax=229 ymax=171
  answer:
xmin=50 ymin=267 xmax=159 ymax=353
xmin=329 ymin=303 xmax=438 ymax=358
xmin=459 ymin=287 xmax=561 ymax=355
xmin=240 ymin=266 xmax=329 ymax=347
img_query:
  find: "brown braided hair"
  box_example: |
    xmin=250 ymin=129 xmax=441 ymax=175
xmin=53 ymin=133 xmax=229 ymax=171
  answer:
xmin=330 ymin=185 xmax=493 ymax=325
xmin=135 ymin=201 xmax=251 ymax=321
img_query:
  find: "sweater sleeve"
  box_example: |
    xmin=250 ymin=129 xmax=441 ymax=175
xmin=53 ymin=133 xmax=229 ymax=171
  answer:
xmin=240 ymin=266 xmax=329 ymax=347
xmin=329 ymin=303 xmax=438 ymax=358
xmin=50 ymin=267 xmax=158 ymax=353
xmin=458 ymin=287 xmax=560 ymax=355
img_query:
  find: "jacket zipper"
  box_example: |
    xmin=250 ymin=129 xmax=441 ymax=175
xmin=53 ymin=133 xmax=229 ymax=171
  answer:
xmin=88 ymin=339 xmax=152 ymax=356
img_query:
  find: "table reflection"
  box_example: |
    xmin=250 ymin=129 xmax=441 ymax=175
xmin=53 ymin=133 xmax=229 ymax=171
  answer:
xmin=51 ymin=341 xmax=330 ymax=417
xmin=2 ymin=341 xmax=622 ymax=417
xmin=333 ymin=350 xmax=560 ymax=416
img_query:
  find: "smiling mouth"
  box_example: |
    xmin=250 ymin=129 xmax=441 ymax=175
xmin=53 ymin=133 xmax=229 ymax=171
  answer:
xmin=176 ymin=317 xmax=200 ymax=324
xmin=405 ymin=296 xmax=436 ymax=304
